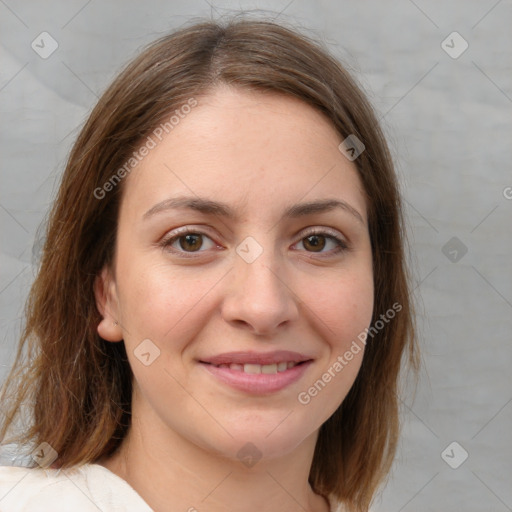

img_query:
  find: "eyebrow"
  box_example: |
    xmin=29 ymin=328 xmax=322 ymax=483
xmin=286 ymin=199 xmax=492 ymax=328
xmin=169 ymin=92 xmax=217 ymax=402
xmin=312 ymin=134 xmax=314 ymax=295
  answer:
xmin=143 ymin=196 xmax=365 ymax=224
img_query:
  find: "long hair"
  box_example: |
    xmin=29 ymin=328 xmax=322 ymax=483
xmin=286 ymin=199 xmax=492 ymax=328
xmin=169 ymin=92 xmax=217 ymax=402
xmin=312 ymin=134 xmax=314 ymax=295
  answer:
xmin=0 ymin=17 xmax=418 ymax=511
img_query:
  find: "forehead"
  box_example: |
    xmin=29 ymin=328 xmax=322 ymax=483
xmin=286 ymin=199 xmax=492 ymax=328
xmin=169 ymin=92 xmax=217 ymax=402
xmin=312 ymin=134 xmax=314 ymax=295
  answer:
xmin=119 ymin=85 xmax=368 ymax=223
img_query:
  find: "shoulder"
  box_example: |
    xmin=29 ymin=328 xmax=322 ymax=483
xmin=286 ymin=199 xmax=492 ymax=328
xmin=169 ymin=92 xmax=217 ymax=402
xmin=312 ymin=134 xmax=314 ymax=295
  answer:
xmin=0 ymin=464 xmax=153 ymax=511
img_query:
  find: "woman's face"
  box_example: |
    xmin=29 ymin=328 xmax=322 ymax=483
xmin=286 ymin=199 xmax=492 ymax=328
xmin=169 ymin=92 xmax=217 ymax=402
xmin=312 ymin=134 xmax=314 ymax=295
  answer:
xmin=98 ymin=85 xmax=374 ymax=462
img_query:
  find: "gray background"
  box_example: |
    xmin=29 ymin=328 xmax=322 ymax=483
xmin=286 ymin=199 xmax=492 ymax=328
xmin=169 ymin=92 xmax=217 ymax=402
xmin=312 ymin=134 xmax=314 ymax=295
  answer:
xmin=1 ymin=1 xmax=511 ymax=511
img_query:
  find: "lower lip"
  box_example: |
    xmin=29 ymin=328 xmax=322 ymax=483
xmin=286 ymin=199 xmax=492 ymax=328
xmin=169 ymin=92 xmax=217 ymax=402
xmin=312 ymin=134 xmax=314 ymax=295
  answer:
xmin=199 ymin=361 xmax=313 ymax=395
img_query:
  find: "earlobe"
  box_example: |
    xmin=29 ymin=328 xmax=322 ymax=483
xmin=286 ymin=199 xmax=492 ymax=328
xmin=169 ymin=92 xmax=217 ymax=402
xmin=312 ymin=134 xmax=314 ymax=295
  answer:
xmin=94 ymin=266 xmax=124 ymax=342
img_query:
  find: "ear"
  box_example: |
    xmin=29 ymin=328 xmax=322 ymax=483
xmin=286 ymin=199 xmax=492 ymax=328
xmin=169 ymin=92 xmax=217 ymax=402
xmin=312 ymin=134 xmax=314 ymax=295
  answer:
xmin=94 ymin=266 xmax=123 ymax=342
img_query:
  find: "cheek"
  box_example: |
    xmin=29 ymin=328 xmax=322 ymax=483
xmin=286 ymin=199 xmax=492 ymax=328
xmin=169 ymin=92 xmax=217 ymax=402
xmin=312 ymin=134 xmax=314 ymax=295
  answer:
xmin=115 ymin=257 xmax=223 ymax=348
xmin=294 ymin=272 xmax=373 ymax=419
xmin=114 ymin=261 xmax=223 ymax=401
xmin=310 ymin=266 xmax=374 ymax=347
xmin=302 ymin=267 xmax=373 ymax=389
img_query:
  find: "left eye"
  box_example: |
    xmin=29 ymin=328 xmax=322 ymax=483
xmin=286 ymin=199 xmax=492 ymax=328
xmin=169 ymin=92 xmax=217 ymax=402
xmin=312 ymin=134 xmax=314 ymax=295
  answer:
xmin=295 ymin=233 xmax=346 ymax=253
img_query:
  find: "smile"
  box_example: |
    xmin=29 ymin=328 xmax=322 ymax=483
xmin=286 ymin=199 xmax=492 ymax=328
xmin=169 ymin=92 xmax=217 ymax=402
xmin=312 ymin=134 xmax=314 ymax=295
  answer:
xmin=210 ymin=361 xmax=302 ymax=374
xmin=199 ymin=353 xmax=313 ymax=395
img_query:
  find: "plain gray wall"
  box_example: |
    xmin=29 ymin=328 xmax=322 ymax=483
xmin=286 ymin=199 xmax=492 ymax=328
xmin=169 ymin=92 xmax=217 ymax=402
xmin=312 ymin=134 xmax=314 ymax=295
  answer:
xmin=1 ymin=1 xmax=511 ymax=511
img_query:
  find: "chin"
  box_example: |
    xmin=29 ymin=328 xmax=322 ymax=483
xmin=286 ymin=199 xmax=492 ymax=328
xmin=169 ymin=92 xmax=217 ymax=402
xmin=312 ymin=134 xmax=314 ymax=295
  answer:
xmin=196 ymin=417 xmax=316 ymax=465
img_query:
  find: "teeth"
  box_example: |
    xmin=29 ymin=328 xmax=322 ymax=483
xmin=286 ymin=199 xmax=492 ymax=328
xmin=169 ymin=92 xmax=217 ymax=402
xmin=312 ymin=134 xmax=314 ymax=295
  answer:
xmin=215 ymin=362 xmax=300 ymax=373
xmin=244 ymin=364 xmax=261 ymax=374
xmin=261 ymin=364 xmax=277 ymax=374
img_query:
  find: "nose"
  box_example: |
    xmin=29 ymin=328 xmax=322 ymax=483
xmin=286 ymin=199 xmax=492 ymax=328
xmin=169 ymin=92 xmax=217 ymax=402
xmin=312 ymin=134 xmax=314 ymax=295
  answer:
xmin=221 ymin=245 xmax=300 ymax=336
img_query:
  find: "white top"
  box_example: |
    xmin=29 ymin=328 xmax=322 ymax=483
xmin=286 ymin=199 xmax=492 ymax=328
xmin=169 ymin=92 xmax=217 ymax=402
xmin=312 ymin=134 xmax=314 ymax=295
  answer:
xmin=0 ymin=464 xmax=152 ymax=511
xmin=0 ymin=464 xmax=346 ymax=511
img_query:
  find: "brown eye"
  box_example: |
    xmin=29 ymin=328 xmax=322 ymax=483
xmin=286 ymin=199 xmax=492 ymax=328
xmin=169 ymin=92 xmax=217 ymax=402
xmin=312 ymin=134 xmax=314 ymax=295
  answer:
xmin=178 ymin=234 xmax=203 ymax=252
xmin=294 ymin=230 xmax=348 ymax=256
xmin=303 ymin=234 xmax=326 ymax=252
xmin=161 ymin=230 xmax=217 ymax=256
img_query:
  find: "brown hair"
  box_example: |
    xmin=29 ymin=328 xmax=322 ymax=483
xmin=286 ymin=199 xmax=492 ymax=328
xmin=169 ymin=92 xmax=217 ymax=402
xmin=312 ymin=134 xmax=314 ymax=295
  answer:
xmin=0 ymin=16 xmax=418 ymax=511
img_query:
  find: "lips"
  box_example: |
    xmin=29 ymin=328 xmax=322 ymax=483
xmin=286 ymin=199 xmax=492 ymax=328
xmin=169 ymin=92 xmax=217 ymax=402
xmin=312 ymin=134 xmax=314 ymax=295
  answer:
xmin=199 ymin=350 xmax=312 ymax=366
xmin=211 ymin=361 xmax=301 ymax=374
xmin=198 ymin=350 xmax=314 ymax=394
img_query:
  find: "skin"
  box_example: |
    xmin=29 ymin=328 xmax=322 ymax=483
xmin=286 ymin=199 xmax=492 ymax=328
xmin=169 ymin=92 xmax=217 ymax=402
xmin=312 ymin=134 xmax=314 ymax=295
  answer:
xmin=94 ymin=84 xmax=374 ymax=512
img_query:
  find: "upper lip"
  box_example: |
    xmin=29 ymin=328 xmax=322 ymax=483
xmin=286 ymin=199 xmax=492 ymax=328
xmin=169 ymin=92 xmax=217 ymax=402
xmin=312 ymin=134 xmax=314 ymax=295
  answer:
xmin=199 ymin=350 xmax=313 ymax=366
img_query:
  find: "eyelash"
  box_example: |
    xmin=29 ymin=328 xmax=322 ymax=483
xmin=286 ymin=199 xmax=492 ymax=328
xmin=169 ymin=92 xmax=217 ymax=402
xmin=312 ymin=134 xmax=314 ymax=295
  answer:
xmin=159 ymin=227 xmax=348 ymax=259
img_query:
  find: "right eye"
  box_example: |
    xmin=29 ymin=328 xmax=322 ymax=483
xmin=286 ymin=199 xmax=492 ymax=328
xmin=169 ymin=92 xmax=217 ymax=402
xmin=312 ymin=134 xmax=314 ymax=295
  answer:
xmin=160 ymin=230 xmax=218 ymax=256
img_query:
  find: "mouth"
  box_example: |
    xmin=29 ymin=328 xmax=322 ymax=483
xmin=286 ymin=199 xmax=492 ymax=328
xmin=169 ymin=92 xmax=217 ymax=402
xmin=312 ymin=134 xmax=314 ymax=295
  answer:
xmin=198 ymin=351 xmax=314 ymax=394
xmin=201 ymin=360 xmax=308 ymax=374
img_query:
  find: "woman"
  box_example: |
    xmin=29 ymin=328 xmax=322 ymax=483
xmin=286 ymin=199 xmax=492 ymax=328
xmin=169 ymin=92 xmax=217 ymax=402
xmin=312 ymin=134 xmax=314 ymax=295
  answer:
xmin=0 ymin=17 xmax=418 ymax=512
